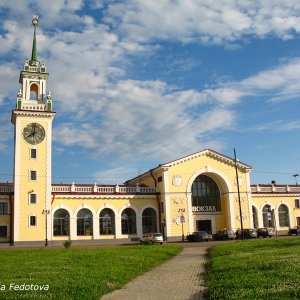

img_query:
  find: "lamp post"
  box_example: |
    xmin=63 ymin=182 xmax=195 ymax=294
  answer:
xmin=234 ymin=148 xmax=244 ymax=240
xmin=42 ymin=209 xmax=50 ymax=246
xmin=293 ymin=174 xmax=299 ymax=186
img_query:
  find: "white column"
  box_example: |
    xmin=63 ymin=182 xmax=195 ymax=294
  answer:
xmin=70 ymin=217 xmax=77 ymax=240
xmin=137 ymin=216 xmax=143 ymax=238
xmin=115 ymin=217 xmax=122 ymax=238
xmin=93 ymin=217 xmax=99 ymax=239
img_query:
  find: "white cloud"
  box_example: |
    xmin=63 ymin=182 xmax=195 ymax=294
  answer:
xmin=104 ymin=0 xmax=300 ymax=44
xmin=53 ymin=77 xmax=236 ymax=161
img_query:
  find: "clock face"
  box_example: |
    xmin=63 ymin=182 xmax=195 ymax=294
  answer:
xmin=23 ymin=123 xmax=45 ymax=145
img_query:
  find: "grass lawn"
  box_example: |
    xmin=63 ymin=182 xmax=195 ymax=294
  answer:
xmin=0 ymin=245 xmax=181 ymax=299
xmin=207 ymin=237 xmax=300 ymax=299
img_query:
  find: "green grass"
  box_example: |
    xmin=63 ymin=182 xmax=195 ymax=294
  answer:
xmin=0 ymin=245 xmax=181 ymax=299
xmin=207 ymin=238 xmax=300 ymax=299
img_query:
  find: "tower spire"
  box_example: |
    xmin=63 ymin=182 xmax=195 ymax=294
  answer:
xmin=31 ymin=16 xmax=39 ymax=62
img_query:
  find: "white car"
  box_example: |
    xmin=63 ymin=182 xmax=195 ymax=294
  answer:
xmin=140 ymin=233 xmax=164 ymax=245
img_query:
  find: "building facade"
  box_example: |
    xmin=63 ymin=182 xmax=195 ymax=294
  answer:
xmin=1 ymin=19 xmax=300 ymax=245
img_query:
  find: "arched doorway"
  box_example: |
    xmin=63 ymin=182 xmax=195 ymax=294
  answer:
xmin=53 ymin=209 xmax=70 ymax=236
xmin=121 ymin=208 xmax=136 ymax=234
xmin=252 ymin=206 xmax=258 ymax=229
xmin=99 ymin=208 xmax=115 ymax=235
xmin=191 ymin=174 xmax=221 ymax=234
xmin=77 ymin=208 xmax=93 ymax=236
xmin=278 ymin=204 xmax=290 ymax=227
xmin=142 ymin=208 xmax=157 ymax=234
xmin=262 ymin=205 xmax=274 ymax=227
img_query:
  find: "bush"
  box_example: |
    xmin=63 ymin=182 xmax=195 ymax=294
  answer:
xmin=63 ymin=241 xmax=72 ymax=248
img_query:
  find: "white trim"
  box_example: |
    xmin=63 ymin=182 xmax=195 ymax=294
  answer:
xmin=96 ymin=204 xmax=118 ymax=218
xmin=140 ymin=205 xmax=160 ymax=233
xmin=246 ymin=172 xmax=253 ymax=228
xmin=28 ymin=192 xmax=37 ymax=205
xmin=29 ymin=169 xmax=37 ymax=181
xmin=28 ymin=215 xmax=37 ymax=227
xmin=162 ymin=149 xmax=252 ymax=171
xmin=186 ymin=166 xmax=233 ymax=230
xmin=13 ymin=117 xmax=21 ymax=240
xmin=276 ymin=202 xmax=292 ymax=228
xmin=29 ymin=147 xmax=37 ymax=160
xmin=118 ymin=205 xmax=140 ymax=237
xmin=74 ymin=205 xmax=96 ymax=217
xmin=162 ymin=168 xmax=171 ymax=237
xmin=251 ymin=203 xmax=261 ymax=228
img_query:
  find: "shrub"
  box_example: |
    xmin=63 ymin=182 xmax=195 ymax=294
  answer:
xmin=63 ymin=241 xmax=72 ymax=248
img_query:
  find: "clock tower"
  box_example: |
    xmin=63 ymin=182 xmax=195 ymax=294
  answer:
xmin=11 ymin=17 xmax=55 ymax=243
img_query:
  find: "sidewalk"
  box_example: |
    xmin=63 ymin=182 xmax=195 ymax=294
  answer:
xmin=101 ymin=244 xmax=208 ymax=300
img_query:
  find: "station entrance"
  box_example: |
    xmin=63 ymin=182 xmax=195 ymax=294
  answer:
xmin=196 ymin=220 xmax=212 ymax=234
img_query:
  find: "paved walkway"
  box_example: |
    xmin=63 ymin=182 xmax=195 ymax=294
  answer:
xmin=101 ymin=244 xmax=208 ymax=300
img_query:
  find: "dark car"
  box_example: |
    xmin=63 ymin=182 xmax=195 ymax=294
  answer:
xmin=288 ymin=226 xmax=300 ymax=235
xmin=236 ymin=228 xmax=257 ymax=239
xmin=186 ymin=231 xmax=213 ymax=242
xmin=257 ymin=227 xmax=275 ymax=238
xmin=213 ymin=229 xmax=236 ymax=241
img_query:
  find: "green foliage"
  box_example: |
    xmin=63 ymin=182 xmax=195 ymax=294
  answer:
xmin=0 ymin=245 xmax=181 ymax=299
xmin=207 ymin=238 xmax=300 ymax=299
xmin=63 ymin=241 xmax=72 ymax=249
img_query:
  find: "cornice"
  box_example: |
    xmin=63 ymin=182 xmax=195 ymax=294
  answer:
xmin=53 ymin=194 xmax=156 ymax=200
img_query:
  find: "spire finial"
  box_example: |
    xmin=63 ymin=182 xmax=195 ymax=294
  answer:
xmin=31 ymin=16 xmax=39 ymax=62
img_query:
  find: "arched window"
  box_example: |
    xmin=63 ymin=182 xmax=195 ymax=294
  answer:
xmin=121 ymin=208 xmax=136 ymax=234
xmin=142 ymin=208 xmax=157 ymax=234
xmin=53 ymin=209 xmax=69 ymax=236
xmin=99 ymin=208 xmax=115 ymax=235
xmin=252 ymin=206 xmax=258 ymax=229
xmin=262 ymin=205 xmax=273 ymax=227
xmin=30 ymin=83 xmax=39 ymax=100
xmin=77 ymin=208 xmax=93 ymax=236
xmin=191 ymin=175 xmax=221 ymax=211
xmin=278 ymin=204 xmax=290 ymax=227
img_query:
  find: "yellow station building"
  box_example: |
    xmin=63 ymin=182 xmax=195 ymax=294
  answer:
xmin=1 ymin=19 xmax=300 ymax=245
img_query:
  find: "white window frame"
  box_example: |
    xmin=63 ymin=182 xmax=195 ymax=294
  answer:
xmin=29 ymin=215 xmax=37 ymax=227
xmin=29 ymin=148 xmax=37 ymax=160
xmin=29 ymin=170 xmax=37 ymax=181
xmin=28 ymin=193 xmax=37 ymax=205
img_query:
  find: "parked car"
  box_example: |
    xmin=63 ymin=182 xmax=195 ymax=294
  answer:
xmin=257 ymin=227 xmax=275 ymax=238
xmin=213 ymin=229 xmax=236 ymax=240
xmin=236 ymin=228 xmax=257 ymax=239
xmin=140 ymin=233 xmax=164 ymax=245
xmin=186 ymin=231 xmax=213 ymax=242
xmin=288 ymin=226 xmax=300 ymax=236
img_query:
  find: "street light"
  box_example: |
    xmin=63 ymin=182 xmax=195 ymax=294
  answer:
xmin=293 ymin=174 xmax=299 ymax=185
xmin=234 ymin=148 xmax=244 ymax=240
xmin=42 ymin=209 xmax=50 ymax=246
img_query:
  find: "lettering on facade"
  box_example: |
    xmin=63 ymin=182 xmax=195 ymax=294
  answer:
xmin=192 ymin=206 xmax=216 ymax=212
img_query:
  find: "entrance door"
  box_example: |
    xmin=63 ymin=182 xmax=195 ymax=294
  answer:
xmin=197 ymin=220 xmax=212 ymax=234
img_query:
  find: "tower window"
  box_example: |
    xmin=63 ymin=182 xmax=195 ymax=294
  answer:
xmin=30 ymin=170 xmax=37 ymax=181
xmin=29 ymin=193 xmax=37 ymax=204
xmin=30 ymin=149 xmax=37 ymax=159
xmin=295 ymin=199 xmax=300 ymax=208
xmin=30 ymin=83 xmax=39 ymax=100
xmin=29 ymin=216 xmax=37 ymax=227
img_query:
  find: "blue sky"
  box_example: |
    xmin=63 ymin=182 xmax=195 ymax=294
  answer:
xmin=0 ymin=1 xmax=300 ymax=185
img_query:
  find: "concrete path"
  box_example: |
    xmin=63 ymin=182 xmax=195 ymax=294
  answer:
xmin=101 ymin=244 xmax=208 ymax=300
